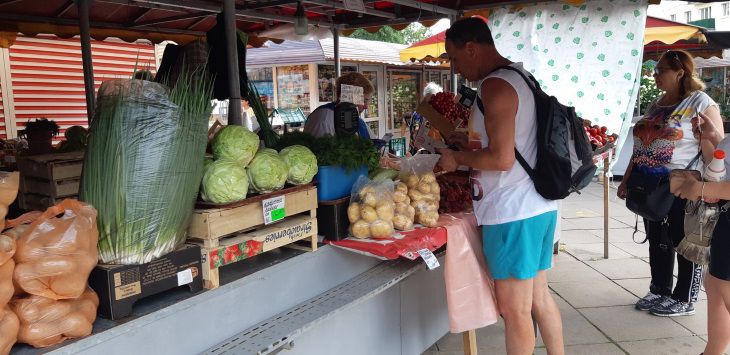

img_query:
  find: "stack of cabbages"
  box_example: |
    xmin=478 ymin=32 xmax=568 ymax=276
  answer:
xmin=201 ymin=126 xmax=318 ymax=204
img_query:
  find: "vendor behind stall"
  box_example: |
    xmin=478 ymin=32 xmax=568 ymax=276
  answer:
xmin=304 ymin=72 xmax=374 ymax=138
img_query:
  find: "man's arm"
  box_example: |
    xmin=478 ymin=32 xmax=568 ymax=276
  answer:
xmin=451 ymin=77 xmax=518 ymax=171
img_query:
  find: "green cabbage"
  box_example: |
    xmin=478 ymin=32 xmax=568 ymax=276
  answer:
xmin=202 ymin=160 xmax=249 ymax=203
xmin=212 ymin=125 xmax=260 ymax=166
xmin=279 ymin=145 xmax=318 ymax=185
xmin=248 ymin=148 xmax=288 ymax=193
xmin=203 ymin=157 xmax=214 ymax=170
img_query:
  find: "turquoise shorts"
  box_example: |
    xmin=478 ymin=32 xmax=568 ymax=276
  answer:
xmin=482 ymin=211 xmax=557 ymax=280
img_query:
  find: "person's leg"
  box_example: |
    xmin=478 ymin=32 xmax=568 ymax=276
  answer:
xmin=532 ymin=270 xmax=564 ymax=355
xmin=495 ymin=277 xmax=536 ymax=355
xmin=704 ymin=275 xmax=730 ymax=355
xmin=646 ymin=217 xmax=675 ymax=296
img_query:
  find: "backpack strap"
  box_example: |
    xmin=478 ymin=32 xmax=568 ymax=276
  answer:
xmin=485 ymin=65 xmax=542 ymax=178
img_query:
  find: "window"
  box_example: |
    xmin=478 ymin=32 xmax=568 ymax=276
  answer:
xmin=246 ymin=67 xmax=274 ymax=112
xmin=700 ymin=7 xmax=712 ymax=20
xmin=686 ymin=11 xmax=692 ymax=22
xmin=361 ymin=70 xmax=379 ymax=118
xmin=387 ymin=71 xmax=421 ymax=130
xmin=316 ymin=64 xmax=357 ymax=102
xmin=723 ymin=3 xmax=729 ymax=16
xmin=670 ymin=14 xmax=676 ymax=21
xmin=276 ymin=65 xmax=311 ymax=114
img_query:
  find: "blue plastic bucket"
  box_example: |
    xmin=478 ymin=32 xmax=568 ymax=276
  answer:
xmin=315 ymin=165 xmax=368 ymax=201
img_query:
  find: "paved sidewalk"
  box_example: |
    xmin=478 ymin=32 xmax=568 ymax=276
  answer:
xmin=424 ymin=181 xmax=723 ymax=355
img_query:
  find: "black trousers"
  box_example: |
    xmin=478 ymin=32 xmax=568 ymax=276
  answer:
xmin=644 ymin=198 xmax=704 ymax=303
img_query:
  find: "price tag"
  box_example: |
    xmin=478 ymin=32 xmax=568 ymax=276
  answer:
xmin=177 ymin=268 xmax=193 ymax=286
xmin=343 ymin=0 xmax=365 ymax=11
xmin=263 ymin=195 xmax=286 ymax=225
xmin=417 ymin=248 xmax=440 ymax=270
xmin=340 ymin=84 xmax=364 ymax=105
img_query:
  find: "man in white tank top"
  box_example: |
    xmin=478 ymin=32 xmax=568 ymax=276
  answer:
xmin=437 ymin=18 xmax=564 ymax=355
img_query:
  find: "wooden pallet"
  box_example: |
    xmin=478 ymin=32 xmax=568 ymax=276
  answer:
xmin=187 ymin=184 xmax=318 ymax=289
xmin=17 ymin=151 xmax=84 ymax=180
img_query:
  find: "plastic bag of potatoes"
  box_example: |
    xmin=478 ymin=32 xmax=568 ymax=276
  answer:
xmin=0 ymin=305 xmax=19 ymax=355
xmin=12 ymin=287 xmax=99 ymax=348
xmin=0 ymin=234 xmax=15 ymax=308
xmin=348 ymin=177 xmax=396 ymax=239
xmin=399 ymin=154 xmax=441 ymax=227
xmin=14 ymin=200 xmax=99 ymax=300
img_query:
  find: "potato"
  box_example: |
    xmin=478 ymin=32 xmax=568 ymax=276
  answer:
xmin=359 ymin=186 xmax=375 ymax=198
xmin=427 ymin=201 xmax=439 ymax=212
xmin=0 ymin=234 xmax=14 ymax=265
xmin=18 ymin=321 xmax=64 ymax=348
xmin=360 ymin=206 xmax=378 ymax=223
xmin=417 ymin=182 xmax=431 ymax=194
xmin=58 ymin=312 xmax=92 ymax=338
xmin=395 ymin=202 xmax=410 ymax=215
xmin=49 ymin=276 xmax=88 ymax=300
xmin=362 ymin=192 xmax=377 ymax=207
xmin=370 ymin=220 xmax=393 ymax=238
xmin=405 ymin=174 xmax=419 ymax=188
xmin=0 ymin=306 xmax=18 ymax=355
xmin=430 ymin=182 xmax=441 ymax=195
xmin=421 ymin=172 xmax=436 ymax=183
xmin=395 ymin=182 xmax=408 ymax=193
xmin=38 ymin=301 xmax=72 ymax=322
xmin=407 ymin=205 xmax=416 ymax=219
xmin=351 ymin=220 xmax=370 ymax=239
xmin=347 ymin=203 xmax=361 ymax=223
xmin=376 ymin=203 xmax=394 ymax=222
xmin=34 ymin=258 xmax=76 ymax=277
xmin=393 ymin=215 xmax=413 ymax=231
xmin=0 ymin=259 xmax=13 ymax=306
xmin=408 ymin=189 xmax=424 ymax=202
xmin=392 ymin=190 xmax=407 ymax=203
xmin=418 ymin=211 xmax=440 ymax=227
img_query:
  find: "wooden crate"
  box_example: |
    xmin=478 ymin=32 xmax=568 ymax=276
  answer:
xmin=187 ymin=184 xmax=319 ymax=289
xmin=20 ymin=177 xmax=79 ymax=198
xmin=17 ymin=151 xmax=84 ymax=180
xmin=18 ymin=193 xmax=77 ymax=211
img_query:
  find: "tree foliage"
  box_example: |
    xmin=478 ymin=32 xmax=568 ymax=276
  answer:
xmin=348 ymin=23 xmax=429 ymax=45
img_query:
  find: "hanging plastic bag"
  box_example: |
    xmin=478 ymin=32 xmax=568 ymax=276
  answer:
xmin=398 ymin=154 xmax=441 ymax=227
xmin=12 ymin=288 xmax=98 ymax=348
xmin=14 ymin=200 xmax=98 ymax=300
xmin=0 ymin=171 xmax=19 ymax=230
xmin=348 ymin=176 xmax=396 ymax=239
xmin=0 ymin=234 xmax=15 ymax=308
xmin=0 ymin=306 xmax=19 ymax=355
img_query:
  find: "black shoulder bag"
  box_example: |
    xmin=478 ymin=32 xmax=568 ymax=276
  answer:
xmin=625 ymin=152 xmax=701 ymax=222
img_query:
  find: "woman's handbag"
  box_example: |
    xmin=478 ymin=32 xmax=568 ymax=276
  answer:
xmin=626 ymin=153 xmax=701 ymax=222
xmin=677 ymin=200 xmax=729 ymax=265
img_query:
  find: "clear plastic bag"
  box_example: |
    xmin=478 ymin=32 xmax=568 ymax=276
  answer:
xmin=348 ymin=176 xmax=396 ymax=239
xmin=14 ymin=200 xmax=98 ymax=300
xmin=0 ymin=305 xmax=19 ymax=355
xmin=398 ymin=154 xmax=441 ymax=227
xmin=12 ymin=287 xmax=98 ymax=348
xmin=81 ymin=78 xmax=210 ymax=264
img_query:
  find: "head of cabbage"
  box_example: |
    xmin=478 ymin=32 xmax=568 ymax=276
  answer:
xmin=279 ymin=145 xmax=318 ymax=185
xmin=248 ymin=148 xmax=288 ymax=193
xmin=212 ymin=125 xmax=260 ymax=166
xmin=201 ymin=160 xmax=249 ymax=203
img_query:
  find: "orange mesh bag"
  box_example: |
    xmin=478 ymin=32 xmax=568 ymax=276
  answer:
xmin=0 ymin=234 xmax=14 ymax=307
xmin=14 ymin=200 xmax=98 ymax=300
xmin=12 ymin=288 xmax=98 ymax=348
xmin=0 ymin=172 xmax=19 ymax=231
xmin=0 ymin=305 xmax=19 ymax=355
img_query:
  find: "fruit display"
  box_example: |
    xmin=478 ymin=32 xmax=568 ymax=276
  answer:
xmin=348 ymin=182 xmax=396 ymax=239
xmin=429 ymin=92 xmax=469 ymax=128
xmin=437 ymin=171 xmax=472 ymax=214
xmin=403 ymin=172 xmax=440 ymax=227
xmin=583 ymin=120 xmax=617 ymax=151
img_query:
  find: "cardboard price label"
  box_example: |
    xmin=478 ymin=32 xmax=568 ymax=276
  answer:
xmin=263 ymin=195 xmax=286 ymax=225
xmin=417 ymin=248 xmax=440 ymax=270
xmin=340 ymin=84 xmax=364 ymax=105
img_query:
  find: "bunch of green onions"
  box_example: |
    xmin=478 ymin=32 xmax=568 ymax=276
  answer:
xmin=247 ymin=81 xmax=279 ymax=148
xmin=81 ymin=67 xmax=213 ymax=265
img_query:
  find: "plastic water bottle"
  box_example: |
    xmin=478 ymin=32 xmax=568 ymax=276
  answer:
xmin=704 ymin=149 xmax=726 ymax=203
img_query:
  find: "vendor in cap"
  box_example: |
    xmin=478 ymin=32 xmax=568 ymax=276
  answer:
xmin=304 ymin=72 xmax=374 ymax=138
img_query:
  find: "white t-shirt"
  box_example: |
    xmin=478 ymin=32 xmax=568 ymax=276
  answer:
xmin=469 ymin=63 xmax=557 ymax=226
xmin=633 ymin=91 xmax=717 ymax=175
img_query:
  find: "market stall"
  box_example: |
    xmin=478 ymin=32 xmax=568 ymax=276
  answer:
xmin=0 ymin=0 xmax=657 ymax=354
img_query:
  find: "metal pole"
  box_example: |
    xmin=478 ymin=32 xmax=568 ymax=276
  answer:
xmin=449 ymin=15 xmax=457 ymax=93
xmin=333 ymin=27 xmax=341 ymax=77
xmin=604 ymin=155 xmax=610 ymax=259
xmin=223 ymin=0 xmax=242 ymax=125
xmin=76 ymin=0 xmax=95 ymax=120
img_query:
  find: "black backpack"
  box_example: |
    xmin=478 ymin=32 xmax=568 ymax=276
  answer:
xmin=477 ymin=66 xmax=596 ymax=200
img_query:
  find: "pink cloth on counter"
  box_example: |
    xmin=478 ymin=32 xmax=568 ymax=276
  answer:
xmin=442 ymin=213 xmax=499 ymax=333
